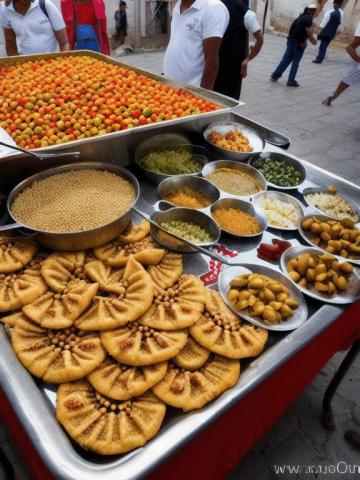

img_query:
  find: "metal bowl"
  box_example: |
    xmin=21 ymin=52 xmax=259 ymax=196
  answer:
xmin=210 ymin=197 xmax=268 ymax=238
xmin=157 ymin=175 xmax=220 ymax=209
xmin=302 ymin=187 xmax=360 ymax=222
xmin=249 ymin=152 xmax=306 ymax=190
xmin=280 ymin=245 xmax=360 ymax=305
xmin=134 ymin=133 xmax=208 ymax=184
xmin=202 ymin=160 xmax=267 ymax=198
xmin=218 ymin=264 xmax=308 ymax=331
xmin=4 ymin=162 xmax=140 ymax=251
xmin=150 ymin=207 xmax=221 ymax=253
xmin=203 ymin=121 xmax=265 ymax=161
xmin=251 ymin=190 xmax=305 ymax=231
xmin=298 ymin=213 xmax=360 ymax=266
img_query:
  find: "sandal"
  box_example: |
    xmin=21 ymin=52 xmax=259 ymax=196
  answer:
xmin=322 ymin=97 xmax=332 ymax=106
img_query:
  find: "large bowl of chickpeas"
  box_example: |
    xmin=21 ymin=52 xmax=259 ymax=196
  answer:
xmin=4 ymin=162 xmax=140 ymax=251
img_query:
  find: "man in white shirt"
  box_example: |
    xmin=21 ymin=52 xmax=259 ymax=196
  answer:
xmin=322 ymin=21 xmax=360 ymax=106
xmin=163 ymin=0 xmax=229 ymax=89
xmin=214 ymin=0 xmax=263 ymax=99
xmin=0 ymin=0 xmax=70 ymax=56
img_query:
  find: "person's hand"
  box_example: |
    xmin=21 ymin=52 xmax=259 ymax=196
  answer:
xmin=241 ymin=58 xmax=249 ymax=78
xmin=299 ymin=42 xmax=307 ymax=49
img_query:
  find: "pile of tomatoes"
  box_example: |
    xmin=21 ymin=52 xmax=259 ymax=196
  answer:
xmin=0 ymin=56 xmax=220 ymax=149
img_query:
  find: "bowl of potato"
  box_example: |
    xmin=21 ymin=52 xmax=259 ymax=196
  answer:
xmin=218 ymin=264 xmax=308 ymax=331
xmin=280 ymin=245 xmax=360 ymax=304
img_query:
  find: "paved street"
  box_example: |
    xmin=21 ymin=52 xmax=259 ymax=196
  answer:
xmin=0 ymin=34 xmax=359 ymax=480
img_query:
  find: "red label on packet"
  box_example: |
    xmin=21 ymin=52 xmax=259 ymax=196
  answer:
xmin=200 ymin=244 xmax=239 ymax=286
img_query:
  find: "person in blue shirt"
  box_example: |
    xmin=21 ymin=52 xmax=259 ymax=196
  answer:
xmin=270 ymin=4 xmax=317 ymax=87
xmin=313 ymin=0 xmax=343 ymax=64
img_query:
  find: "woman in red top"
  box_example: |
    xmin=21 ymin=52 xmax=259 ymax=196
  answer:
xmin=61 ymin=0 xmax=110 ymax=55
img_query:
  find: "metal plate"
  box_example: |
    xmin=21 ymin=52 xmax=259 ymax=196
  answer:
xmin=203 ymin=121 xmax=265 ymax=161
xmin=298 ymin=213 xmax=360 ymax=265
xmin=280 ymin=245 xmax=360 ymax=305
xmin=218 ymin=264 xmax=308 ymax=331
xmin=251 ymin=190 xmax=305 ymax=231
xmin=302 ymin=187 xmax=360 ymax=223
xmin=249 ymin=152 xmax=306 ymax=191
xmin=0 ymin=50 xmax=237 ymax=153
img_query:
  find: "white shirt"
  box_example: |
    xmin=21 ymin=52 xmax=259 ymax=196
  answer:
xmin=319 ymin=8 xmax=344 ymax=29
xmin=244 ymin=10 xmax=261 ymax=44
xmin=164 ymin=0 xmax=230 ymax=86
xmin=0 ymin=0 xmax=65 ymax=55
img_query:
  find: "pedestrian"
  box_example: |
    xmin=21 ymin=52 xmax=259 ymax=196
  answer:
xmin=163 ymin=0 xmax=230 ymax=90
xmin=322 ymin=21 xmax=360 ymax=106
xmin=61 ymin=0 xmax=110 ymax=55
xmin=113 ymin=0 xmax=127 ymax=46
xmin=270 ymin=3 xmax=317 ymax=87
xmin=213 ymin=0 xmax=263 ymax=100
xmin=0 ymin=0 xmax=70 ymax=56
xmin=313 ymin=0 xmax=343 ymax=64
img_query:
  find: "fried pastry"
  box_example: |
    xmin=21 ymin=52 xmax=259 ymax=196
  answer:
xmin=139 ymin=275 xmax=205 ymax=330
xmin=0 ymin=263 xmax=47 ymax=313
xmin=117 ymin=220 xmax=150 ymax=243
xmin=153 ymin=355 xmax=240 ymax=412
xmin=147 ymin=252 xmax=183 ymax=289
xmin=12 ymin=315 xmax=105 ymax=383
xmin=41 ymin=251 xmax=86 ymax=292
xmin=94 ymin=236 xmax=165 ymax=267
xmin=0 ymin=311 xmax=23 ymax=328
xmin=75 ymin=258 xmax=154 ymax=331
xmin=190 ymin=290 xmax=268 ymax=359
xmin=0 ymin=238 xmax=38 ymax=273
xmin=83 ymin=260 xmax=125 ymax=294
xmin=57 ymin=381 xmax=166 ymax=455
xmin=23 ymin=280 xmax=98 ymax=329
xmin=100 ymin=322 xmax=188 ymax=366
xmin=173 ymin=337 xmax=210 ymax=370
xmin=88 ymin=357 xmax=167 ymax=400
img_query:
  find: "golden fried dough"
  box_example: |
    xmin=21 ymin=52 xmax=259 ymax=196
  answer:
xmin=190 ymin=290 xmax=268 ymax=359
xmin=100 ymin=322 xmax=188 ymax=366
xmin=0 ymin=238 xmax=38 ymax=273
xmin=75 ymin=258 xmax=154 ymax=331
xmin=94 ymin=236 xmax=165 ymax=267
xmin=0 ymin=311 xmax=23 ymax=328
xmin=139 ymin=275 xmax=205 ymax=330
xmin=41 ymin=251 xmax=86 ymax=292
xmin=57 ymin=380 xmax=166 ymax=455
xmin=117 ymin=220 xmax=150 ymax=243
xmin=0 ymin=262 xmax=47 ymax=313
xmin=147 ymin=252 xmax=183 ymax=289
xmin=12 ymin=316 xmax=105 ymax=383
xmin=83 ymin=260 xmax=125 ymax=294
xmin=173 ymin=337 xmax=210 ymax=370
xmin=23 ymin=281 xmax=98 ymax=329
xmin=88 ymin=357 xmax=167 ymax=400
xmin=153 ymin=355 xmax=240 ymax=412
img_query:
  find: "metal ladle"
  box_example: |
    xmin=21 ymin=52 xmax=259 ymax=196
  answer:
xmin=0 ymin=140 xmax=80 ymax=161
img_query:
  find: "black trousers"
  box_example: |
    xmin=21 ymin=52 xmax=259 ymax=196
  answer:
xmin=214 ymin=55 xmax=243 ymax=100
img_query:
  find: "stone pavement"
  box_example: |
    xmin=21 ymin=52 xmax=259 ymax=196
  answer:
xmin=0 ymin=33 xmax=359 ymax=480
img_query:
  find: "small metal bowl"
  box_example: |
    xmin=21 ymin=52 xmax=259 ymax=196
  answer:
xmin=134 ymin=133 xmax=208 ymax=184
xmin=251 ymin=190 xmax=305 ymax=231
xmin=210 ymin=197 xmax=268 ymax=238
xmin=157 ymin=175 xmax=220 ymax=209
xmin=202 ymin=160 xmax=267 ymax=198
xmin=302 ymin=187 xmax=360 ymax=223
xmin=150 ymin=207 xmax=221 ymax=253
xmin=249 ymin=152 xmax=306 ymax=190
xmin=203 ymin=121 xmax=265 ymax=162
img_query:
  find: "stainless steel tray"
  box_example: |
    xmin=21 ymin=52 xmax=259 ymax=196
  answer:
xmin=0 ymin=115 xmax=358 ymax=480
xmin=0 ymin=50 xmax=237 ymax=155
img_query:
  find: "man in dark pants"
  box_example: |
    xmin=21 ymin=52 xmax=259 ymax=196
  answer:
xmin=313 ymin=0 xmax=343 ymax=64
xmin=213 ymin=0 xmax=263 ymax=100
xmin=271 ymin=4 xmax=317 ymax=87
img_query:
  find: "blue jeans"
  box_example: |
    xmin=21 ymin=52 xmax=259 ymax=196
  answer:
xmin=315 ymin=37 xmax=332 ymax=63
xmin=272 ymin=40 xmax=305 ymax=84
